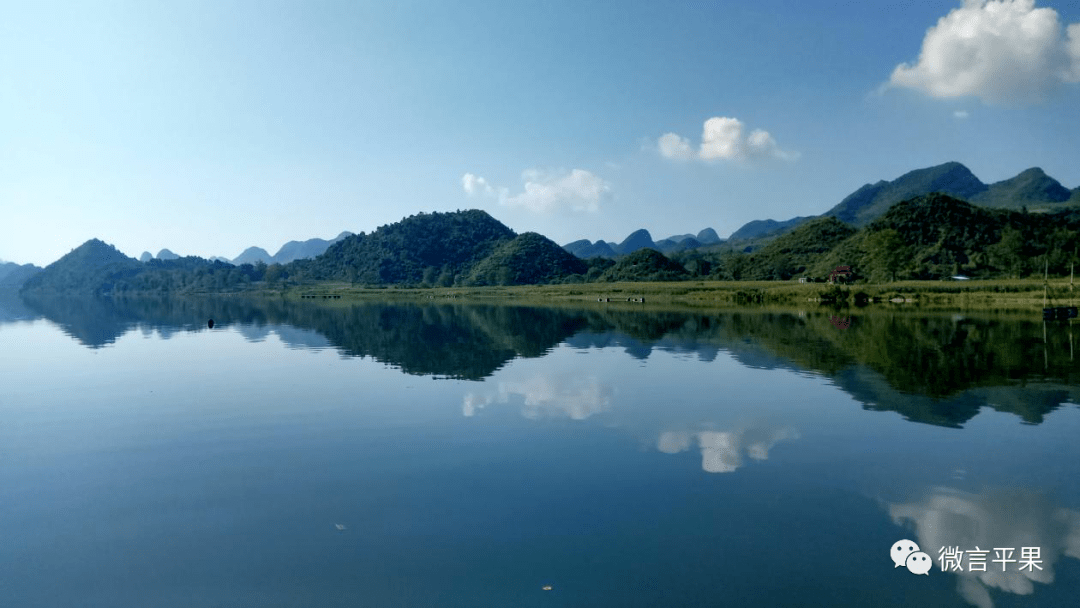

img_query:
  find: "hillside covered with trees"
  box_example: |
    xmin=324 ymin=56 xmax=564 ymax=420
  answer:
xmin=19 ymin=196 xmax=1080 ymax=296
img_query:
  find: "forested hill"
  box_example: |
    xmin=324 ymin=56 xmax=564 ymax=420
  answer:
xmin=20 ymin=210 xmax=595 ymax=294
xmin=298 ymin=209 xmax=520 ymax=284
xmin=699 ymin=193 xmax=1080 ymax=282
xmin=0 ymin=262 xmax=42 ymax=289
xmin=728 ymin=161 xmax=1079 ymax=243
xmin=20 ymin=239 xmax=143 ymax=294
xmin=19 ymin=198 xmax=1080 ymax=295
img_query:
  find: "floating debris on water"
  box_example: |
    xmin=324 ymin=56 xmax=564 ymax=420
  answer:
xmin=542 ymin=585 xmax=552 ymax=591
xmin=335 ymin=524 xmax=346 ymax=531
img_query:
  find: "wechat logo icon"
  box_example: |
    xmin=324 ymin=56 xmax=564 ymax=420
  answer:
xmin=891 ymin=539 xmax=931 ymax=575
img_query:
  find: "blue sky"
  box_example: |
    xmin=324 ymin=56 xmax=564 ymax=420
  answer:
xmin=3 ymin=0 xmax=1080 ymax=266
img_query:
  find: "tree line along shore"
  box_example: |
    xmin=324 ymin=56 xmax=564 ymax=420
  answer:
xmin=15 ymin=193 xmax=1080 ymax=308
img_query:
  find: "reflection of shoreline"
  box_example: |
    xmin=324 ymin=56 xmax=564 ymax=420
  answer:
xmin=13 ymin=294 xmax=1079 ymax=427
xmin=888 ymin=487 xmax=1080 ymax=608
xmin=657 ymin=426 xmax=799 ymax=473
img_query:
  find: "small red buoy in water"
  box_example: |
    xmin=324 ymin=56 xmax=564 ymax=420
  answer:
xmin=207 ymin=319 xmax=214 ymax=329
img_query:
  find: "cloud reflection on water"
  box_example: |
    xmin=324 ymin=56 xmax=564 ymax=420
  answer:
xmin=657 ymin=426 xmax=799 ymax=473
xmin=463 ymin=375 xmax=612 ymax=420
xmin=888 ymin=487 xmax=1080 ymax=608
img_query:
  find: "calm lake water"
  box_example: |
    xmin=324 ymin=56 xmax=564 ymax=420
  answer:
xmin=2 ymin=293 xmax=1079 ymax=607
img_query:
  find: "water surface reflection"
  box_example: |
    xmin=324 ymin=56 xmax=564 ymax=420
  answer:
xmin=890 ymin=487 xmax=1080 ymax=608
xmin=10 ymin=294 xmax=1078 ymax=428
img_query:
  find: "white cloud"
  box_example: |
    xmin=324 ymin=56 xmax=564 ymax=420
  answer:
xmin=461 ymin=169 xmax=612 ymax=214
xmin=657 ymin=132 xmax=695 ymax=160
xmin=462 ymin=173 xmax=496 ymax=197
xmin=700 ymin=117 xmax=745 ymax=160
xmin=888 ymin=0 xmax=1080 ymax=105
xmin=954 ymin=110 xmax=970 ymax=119
xmin=1070 ymin=23 xmax=1080 ymax=80
xmin=658 ymin=116 xmax=798 ymax=163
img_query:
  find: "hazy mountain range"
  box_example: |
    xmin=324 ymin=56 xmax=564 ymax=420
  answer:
xmin=0 ymin=262 xmax=42 ymax=288
xmin=9 ymin=161 xmax=1080 ymax=293
xmin=567 ymin=162 xmax=1079 ymax=256
xmin=231 ymin=232 xmax=354 ymax=265
xmin=729 ymin=161 xmax=1080 ymax=242
xmin=21 ymin=186 xmax=1080 ymax=296
xmin=564 ymin=227 xmax=722 ymax=258
xmin=20 ymin=211 xmax=591 ymax=294
xmin=137 ymin=232 xmax=355 ymax=266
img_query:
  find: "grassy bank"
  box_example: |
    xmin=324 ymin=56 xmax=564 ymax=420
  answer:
xmin=277 ymin=278 xmax=1080 ymax=311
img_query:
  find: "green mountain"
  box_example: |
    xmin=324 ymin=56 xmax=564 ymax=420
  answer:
xmin=232 ymin=246 xmax=273 ymax=265
xmin=826 ymin=162 xmax=988 ymax=226
xmin=728 ymin=216 xmax=814 ymax=241
xmin=301 ymin=210 xmax=581 ymax=286
xmin=696 ymin=228 xmax=721 ymax=244
xmin=563 ymin=239 xmax=606 ymax=258
xmin=810 ymin=193 xmax=1080 ymax=281
xmin=0 ymin=262 xmax=24 ymax=283
xmin=971 ymin=167 xmax=1072 ymax=209
xmin=21 ymin=239 xmax=143 ymax=295
xmin=565 ymin=227 xmax=720 ymax=258
xmin=25 ymin=188 xmax=1080 ymax=296
xmin=728 ymin=162 xmax=1079 ymax=245
xmin=20 ymin=239 xmax=250 ymax=296
xmin=18 ymin=210 xmax=589 ymax=294
xmin=271 ymin=231 xmax=354 ymax=264
xmin=722 ymin=217 xmax=857 ymax=280
xmin=463 ymin=232 xmax=588 ymax=286
xmin=663 ymin=233 xmax=696 ymax=243
xmin=615 ymin=229 xmax=657 ymax=254
xmin=0 ymin=262 xmax=43 ymax=288
xmin=598 ymin=248 xmax=690 ymax=282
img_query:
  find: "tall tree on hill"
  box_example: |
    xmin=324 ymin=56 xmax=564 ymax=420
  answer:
xmin=865 ymin=229 xmax=906 ymax=282
xmin=1046 ymin=227 xmax=1079 ymax=274
xmin=988 ymin=227 xmax=1025 ymax=279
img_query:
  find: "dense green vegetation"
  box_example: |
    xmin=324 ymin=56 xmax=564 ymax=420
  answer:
xmin=672 ymin=194 xmax=1080 ymax=283
xmin=597 ymin=248 xmax=691 ymax=282
xmin=20 ymin=239 xmax=144 ymax=294
xmin=726 ymin=162 xmax=1080 ymax=245
xmin=297 ymin=209 xmax=518 ymax=285
xmin=705 ymin=217 xmax=857 ymax=281
xmin=20 ymin=193 xmax=1080 ymax=296
xmin=20 ymin=239 xmax=268 ymax=295
xmin=0 ymin=261 xmax=41 ymax=288
xmin=462 ymin=232 xmax=587 ymax=286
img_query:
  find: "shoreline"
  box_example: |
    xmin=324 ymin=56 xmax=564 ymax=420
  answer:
xmin=18 ymin=278 xmax=1079 ymax=313
xmin=274 ymin=278 xmax=1079 ymax=312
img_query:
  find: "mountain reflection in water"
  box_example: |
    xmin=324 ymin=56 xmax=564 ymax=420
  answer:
xmin=10 ymin=294 xmax=1080 ymax=428
xmin=4 ymin=293 xmax=1080 ymax=607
